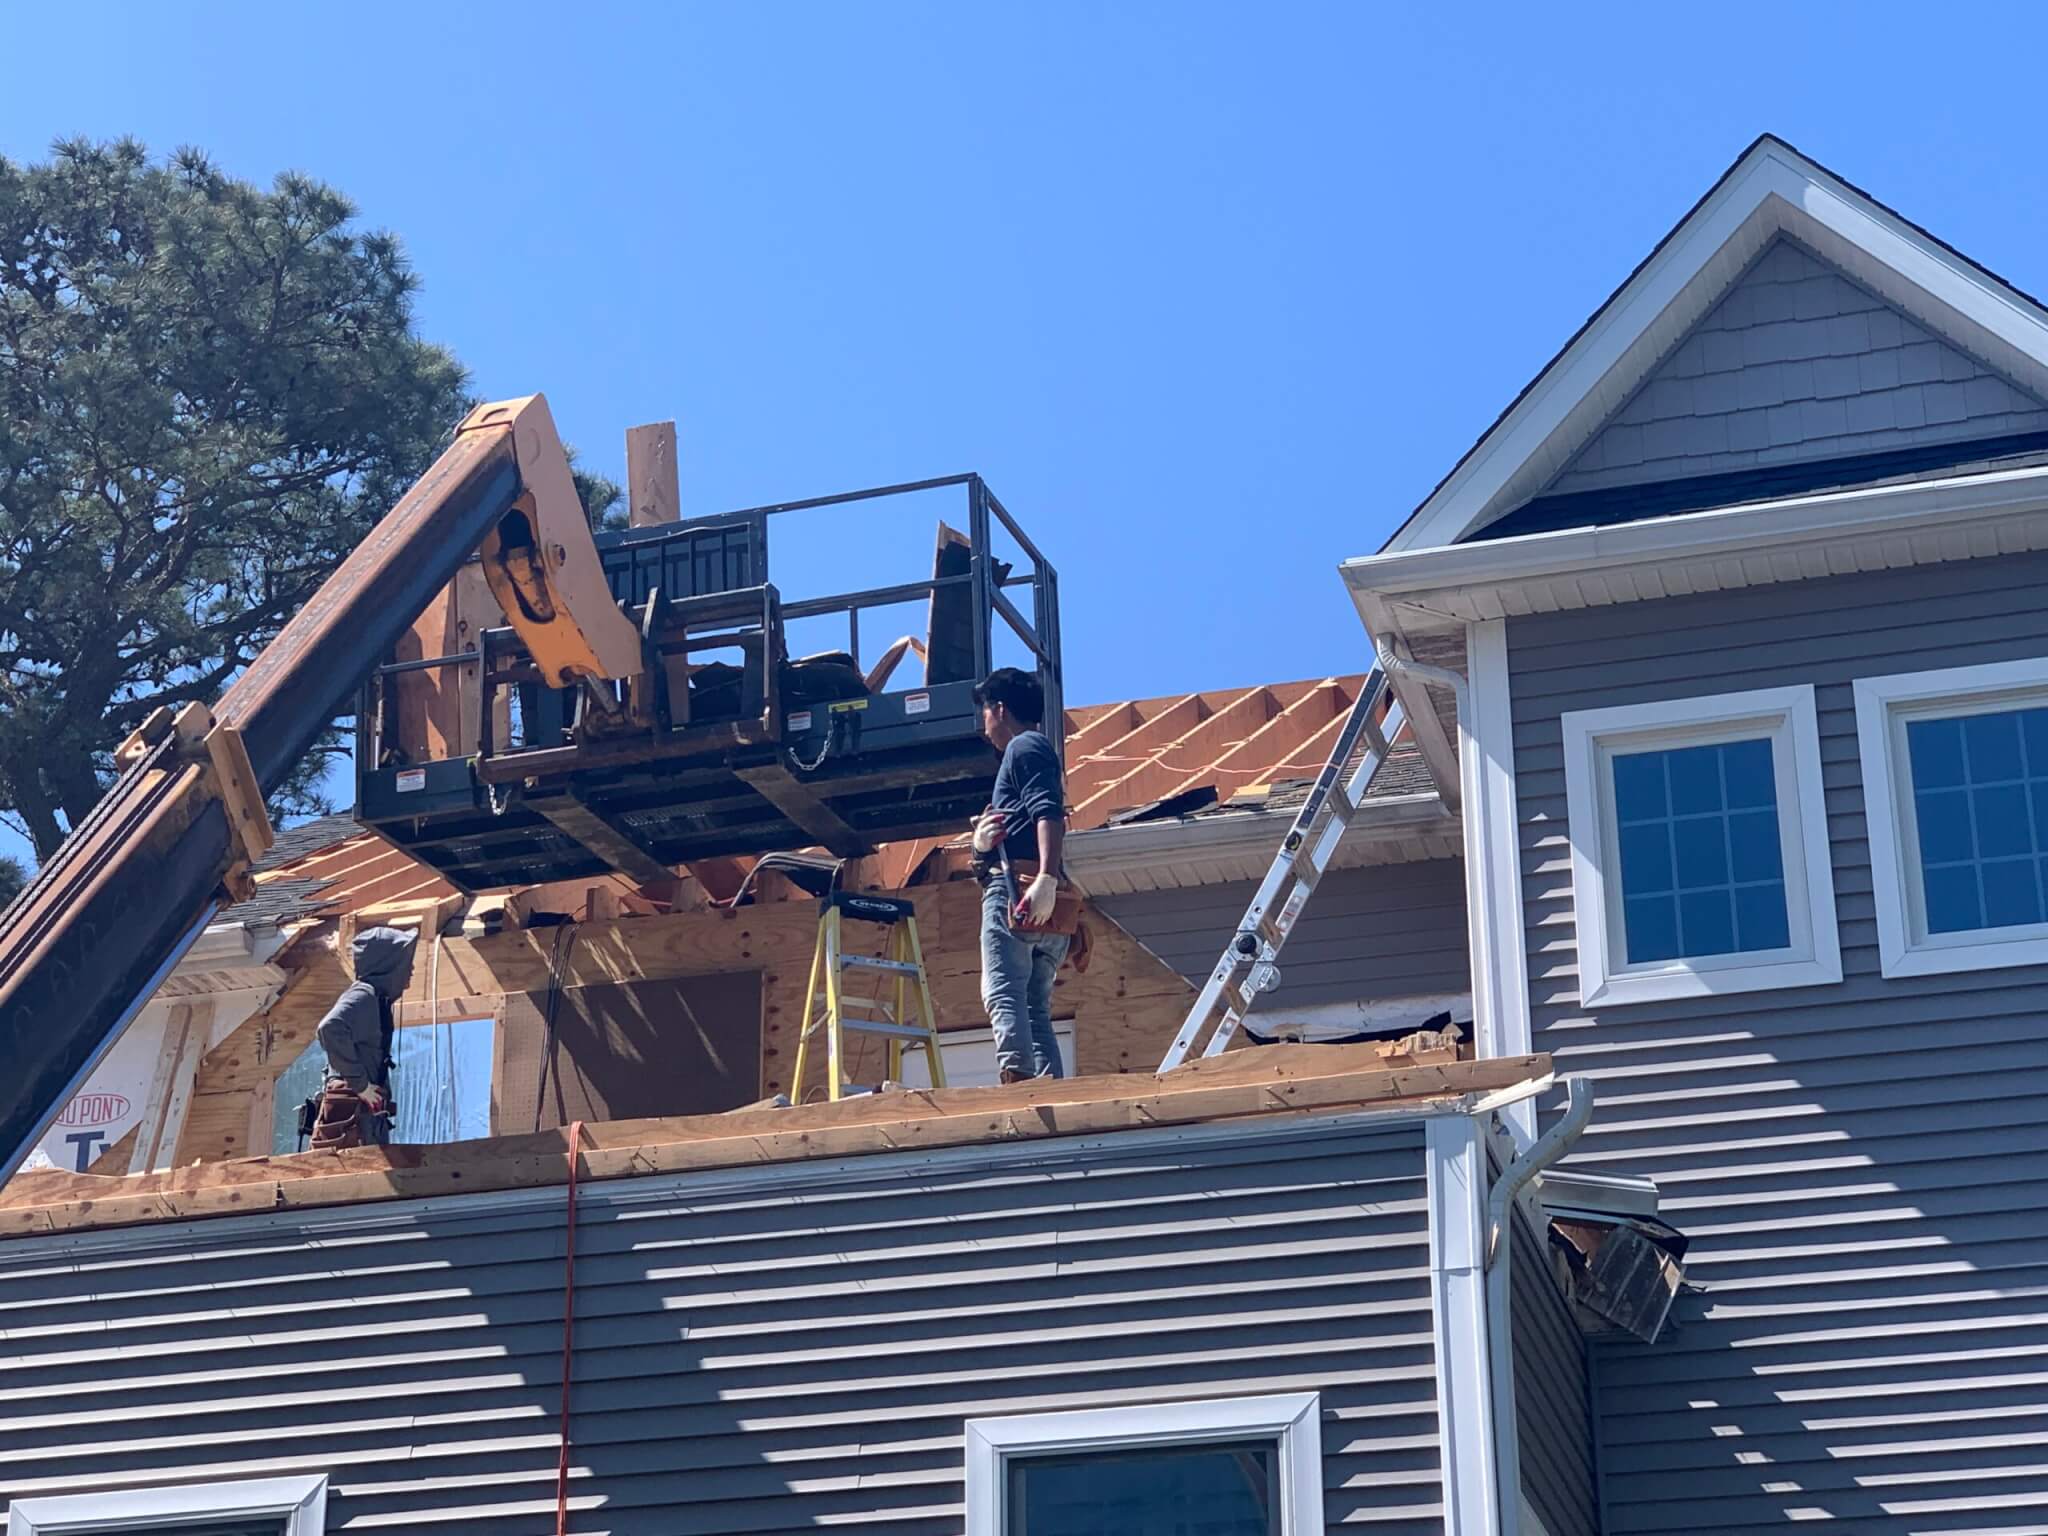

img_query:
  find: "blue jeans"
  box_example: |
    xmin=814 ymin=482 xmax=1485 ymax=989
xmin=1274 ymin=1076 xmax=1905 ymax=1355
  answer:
xmin=981 ymin=879 xmax=1069 ymax=1079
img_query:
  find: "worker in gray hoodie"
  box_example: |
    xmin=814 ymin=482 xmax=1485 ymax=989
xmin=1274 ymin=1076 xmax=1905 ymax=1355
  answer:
xmin=310 ymin=926 xmax=418 ymax=1149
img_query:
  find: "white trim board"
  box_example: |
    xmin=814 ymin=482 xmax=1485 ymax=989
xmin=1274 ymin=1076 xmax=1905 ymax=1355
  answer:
xmin=1457 ymin=618 xmax=1535 ymax=1146
xmin=1425 ymin=1111 xmax=1501 ymax=1536
xmin=1854 ymin=654 xmax=2048 ymax=977
xmin=1385 ymin=135 xmax=2048 ymax=554
xmin=964 ymin=1392 xmax=1324 ymax=1536
xmin=7 ymin=1473 xmax=327 ymax=1534
xmin=1560 ymin=684 xmax=1842 ymax=1007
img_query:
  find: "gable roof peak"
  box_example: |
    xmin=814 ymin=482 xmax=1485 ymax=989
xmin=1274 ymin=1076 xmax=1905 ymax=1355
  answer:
xmin=1385 ymin=135 xmax=2048 ymax=552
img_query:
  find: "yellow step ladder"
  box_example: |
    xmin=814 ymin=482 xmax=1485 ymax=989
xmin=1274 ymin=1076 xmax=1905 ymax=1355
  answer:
xmin=790 ymin=891 xmax=947 ymax=1102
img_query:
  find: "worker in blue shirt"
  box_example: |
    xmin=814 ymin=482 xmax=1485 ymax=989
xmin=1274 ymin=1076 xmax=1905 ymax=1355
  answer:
xmin=969 ymin=667 xmax=1074 ymax=1082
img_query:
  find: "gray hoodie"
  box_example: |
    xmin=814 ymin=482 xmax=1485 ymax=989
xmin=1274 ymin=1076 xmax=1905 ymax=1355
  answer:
xmin=315 ymin=927 xmax=418 ymax=1095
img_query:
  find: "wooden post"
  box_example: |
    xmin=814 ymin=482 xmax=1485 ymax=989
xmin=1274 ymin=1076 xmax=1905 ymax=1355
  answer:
xmin=626 ymin=421 xmax=680 ymax=528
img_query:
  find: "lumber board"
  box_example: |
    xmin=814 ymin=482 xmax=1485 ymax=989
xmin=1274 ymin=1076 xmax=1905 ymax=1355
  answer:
xmin=0 ymin=1052 xmax=1548 ymax=1238
xmin=626 ymin=421 xmax=680 ymax=528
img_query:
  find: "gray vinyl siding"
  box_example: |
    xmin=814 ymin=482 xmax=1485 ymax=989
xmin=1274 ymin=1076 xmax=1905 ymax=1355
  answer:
xmin=1509 ymin=1214 xmax=1596 ymax=1536
xmin=0 ymin=1118 xmax=1444 ymax=1534
xmin=1546 ymin=236 xmax=2048 ymax=496
xmin=1097 ymin=860 xmax=1471 ymax=1010
xmin=1508 ymin=548 xmax=2048 ymax=1533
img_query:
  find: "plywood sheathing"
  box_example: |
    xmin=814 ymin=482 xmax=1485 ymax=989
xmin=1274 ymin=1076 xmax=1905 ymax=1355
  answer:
xmin=0 ymin=1047 xmax=1549 ymax=1239
xmin=172 ymin=880 xmax=1195 ymax=1160
xmin=393 ymin=878 xmax=1194 ymax=1107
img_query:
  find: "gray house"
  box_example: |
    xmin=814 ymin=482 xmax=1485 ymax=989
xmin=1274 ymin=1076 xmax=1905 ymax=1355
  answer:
xmin=1 ymin=132 xmax=2039 ymax=1536
xmin=1334 ymin=133 xmax=2048 ymax=1532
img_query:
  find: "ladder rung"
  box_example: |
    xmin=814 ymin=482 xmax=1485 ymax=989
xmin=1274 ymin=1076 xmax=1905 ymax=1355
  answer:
xmin=815 ymin=999 xmax=897 ymax=1024
xmin=842 ymin=1019 xmax=937 ymax=1040
xmin=841 ymin=955 xmax=923 ymax=977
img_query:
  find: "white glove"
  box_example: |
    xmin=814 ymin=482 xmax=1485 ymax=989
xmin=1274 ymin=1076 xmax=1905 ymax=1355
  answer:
xmin=1015 ymin=872 xmax=1059 ymax=928
xmin=972 ymin=809 xmax=1007 ymax=854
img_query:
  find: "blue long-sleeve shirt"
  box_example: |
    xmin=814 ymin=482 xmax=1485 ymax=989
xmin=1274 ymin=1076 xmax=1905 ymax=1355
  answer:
xmin=991 ymin=729 xmax=1064 ymax=863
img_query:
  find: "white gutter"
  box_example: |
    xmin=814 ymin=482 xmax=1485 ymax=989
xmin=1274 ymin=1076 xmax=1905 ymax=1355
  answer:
xmin=1482 ymin=1076 xmax=1594 ymax=1536
xmin=1344 ymin=460 xmax=2048 ymax=611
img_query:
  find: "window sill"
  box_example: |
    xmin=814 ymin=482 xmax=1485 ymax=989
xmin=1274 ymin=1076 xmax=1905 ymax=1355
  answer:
xmin=1879 ymin=932 xmax=2048 ymax=979
xmin=1581 ymin=950 xmax=1843 ymax=1007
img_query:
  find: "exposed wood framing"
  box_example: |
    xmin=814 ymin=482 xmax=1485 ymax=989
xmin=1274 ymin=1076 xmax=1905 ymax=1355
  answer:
xmin=173 ymin=880 xmax=1198 ymax=1160
xmin=128 ymin=1000 xmax=213 ymax=1174
xmin=392 ymin=561 xmax=507 ymax=763
xmin=0 ymin=1048 xmax=1549 ymax=1239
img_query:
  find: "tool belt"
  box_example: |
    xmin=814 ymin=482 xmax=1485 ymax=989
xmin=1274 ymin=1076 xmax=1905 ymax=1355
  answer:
xmin=978 ymin=858 xmax=1086 ymax=937
xmin=307 ymin=1084 xmax=389 ymax=1151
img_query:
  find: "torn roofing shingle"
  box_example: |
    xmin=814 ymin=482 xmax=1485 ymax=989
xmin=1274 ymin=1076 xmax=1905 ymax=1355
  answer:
xmin=253 ymin=814 xmax=365 ymax=874
xmin=1206 ymin=739 xmax=1437 ymax=819
xmin=215 ymin=875 xmax=334 ymax=929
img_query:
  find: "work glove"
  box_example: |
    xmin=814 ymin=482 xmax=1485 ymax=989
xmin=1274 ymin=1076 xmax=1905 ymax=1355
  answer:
xmin=1015 ymin=872 xmax=1060 ymax=928
xmin=359 ymin=1085 xmax=388 ymax=1114
xmin=972 ymin=808 xmax=1007 ymax=854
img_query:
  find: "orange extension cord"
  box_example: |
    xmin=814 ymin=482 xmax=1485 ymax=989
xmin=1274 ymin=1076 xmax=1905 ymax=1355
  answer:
xmin=556 ymin=1120 xmax=585 ymax=1536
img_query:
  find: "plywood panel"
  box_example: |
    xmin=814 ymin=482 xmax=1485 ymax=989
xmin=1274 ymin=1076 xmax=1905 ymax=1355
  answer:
xmin=497 ymin=973 xmax=763 ymax=1133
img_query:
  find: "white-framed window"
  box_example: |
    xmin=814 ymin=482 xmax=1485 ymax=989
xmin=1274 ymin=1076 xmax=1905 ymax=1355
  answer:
xmin=1854 ymin=655 xmax=2048 ymax=977
xmin=964 ymin=1393 xmax=1323 ymax=1536
xmin=6 ymin=1473 xmax=327 ymax=1534
xmin=1561 ymin=684 xmax=1841 ymax=1007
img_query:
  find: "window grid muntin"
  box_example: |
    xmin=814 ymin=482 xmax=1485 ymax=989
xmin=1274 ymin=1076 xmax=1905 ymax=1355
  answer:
xmin=1611 ymin=735 xmax=1790 ymax=963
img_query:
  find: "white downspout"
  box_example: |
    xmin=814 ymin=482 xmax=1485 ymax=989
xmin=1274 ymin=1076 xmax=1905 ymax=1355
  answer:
xmin=1486 ymin=1075 xmax=1593 ymax=1270
xmin=1482 ymin=1076 xmax=1594 ymax=1536
xmin=1375 ymin=631 xmax=1471 ymax=722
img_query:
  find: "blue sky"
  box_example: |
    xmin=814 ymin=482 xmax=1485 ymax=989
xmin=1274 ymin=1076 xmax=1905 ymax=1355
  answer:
xmin=6 ymin=2 xmax=2048 ymax=867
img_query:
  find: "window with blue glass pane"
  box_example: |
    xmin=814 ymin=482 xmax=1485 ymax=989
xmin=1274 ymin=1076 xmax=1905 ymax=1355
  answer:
xmin=1906 ymin=705 xmax=2048 ymax=935
xmin=1612 ymin=736 xmax=1789 ymax=963
xmin=1008 ymin=1441 xmax=1280 ymax=1536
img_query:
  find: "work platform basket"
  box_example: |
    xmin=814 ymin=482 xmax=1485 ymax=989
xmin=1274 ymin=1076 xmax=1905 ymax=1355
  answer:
xmin=354 ymin=475 xmax=1061 ymax=892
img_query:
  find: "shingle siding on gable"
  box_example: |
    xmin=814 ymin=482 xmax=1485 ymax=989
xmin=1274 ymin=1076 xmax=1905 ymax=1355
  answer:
xmin=1506 ymin=549 xmax=2048 ymax=1532
xmin=1546 ymin=237 xmax=2048 ymax=496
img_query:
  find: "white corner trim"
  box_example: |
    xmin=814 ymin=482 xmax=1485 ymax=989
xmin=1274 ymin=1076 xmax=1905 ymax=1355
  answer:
xmin=1426 ymin=1112 xmax=1500 ymax=1536
xmin=964 ymin=1392 xmax=1324 ymax=1536
xmin=7 ymin=1474 xmax=327 ymax=1534
xmin=1461 ymin=620 xmax=1535 ymax=1146
xmin=1854 ymin=654 xmax=2048 ymax=977
xmin=1561 ymin=684 xmax=1841 ymax=1007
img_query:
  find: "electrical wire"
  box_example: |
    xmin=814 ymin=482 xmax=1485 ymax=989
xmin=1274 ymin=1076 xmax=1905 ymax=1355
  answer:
xmin=533 ymin=923 xmax=579 ymax=1134
xmin=555 ymin=1118 xmax=585 ymax=1536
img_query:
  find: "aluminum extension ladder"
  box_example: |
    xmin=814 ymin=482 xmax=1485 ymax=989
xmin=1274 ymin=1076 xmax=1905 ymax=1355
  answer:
xmin=790 ymin=891 xmax=949 ymax=1101
xmin=1157 ymin=668 xmax=1410 ymax=1069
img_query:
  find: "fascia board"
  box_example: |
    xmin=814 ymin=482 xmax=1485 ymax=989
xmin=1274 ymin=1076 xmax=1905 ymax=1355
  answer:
xmin=1345 ymin=462 xmax=2048 ymax=616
